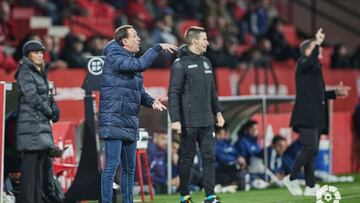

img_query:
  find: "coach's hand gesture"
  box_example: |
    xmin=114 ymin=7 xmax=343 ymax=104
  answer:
xmin=335 ymin=82 xmax=351 ymax=98
xmin=152 ymin=98 xmax=167 ymax=111
xmin=159 ymin=43 xmax=178 ymax=53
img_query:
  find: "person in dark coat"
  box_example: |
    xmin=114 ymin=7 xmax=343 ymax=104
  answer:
xmin=98 ymin=24 xmax=176 ymax=203
xmin=15 ymin=40 xmax=60 ymax=203
xmin=59 ymin=34 xmax=87 ymax=68
xmin=284 ymin=28 xmax=350 ymax=197
xmin=168 ymin=26 xmax=225 ymax=203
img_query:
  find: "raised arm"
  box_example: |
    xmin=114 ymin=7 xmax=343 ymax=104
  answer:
xmin=298 ymin=28 xmax=325 ymax=72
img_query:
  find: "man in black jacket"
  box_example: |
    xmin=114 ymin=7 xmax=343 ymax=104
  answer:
xmin=168 ymin=26 xmax=225 ymax=203
xmin=284 ymin=28 xmax=350 ymax=196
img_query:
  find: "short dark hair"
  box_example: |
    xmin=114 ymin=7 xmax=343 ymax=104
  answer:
xmin=184 ymin=26 xmax=206 ymax=45
xmin=113 ymin=25 xmax=133 ymax=46
xmin=272 ymin=136 xmax=286 ymax=146
xmin=238 ymin=119 xmax=258 ymax=136
xmin=299 ymin=39 xmax=314 ymax=55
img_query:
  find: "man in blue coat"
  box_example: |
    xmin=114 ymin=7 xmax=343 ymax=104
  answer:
xmin=234 ymin=120 xmax=262 ymax=165
xmin=99 ymin=25 xmax=177 ymax=203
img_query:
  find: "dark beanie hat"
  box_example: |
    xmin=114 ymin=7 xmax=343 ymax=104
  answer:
xmin=22 ymin=40 xmax=45 ymax=57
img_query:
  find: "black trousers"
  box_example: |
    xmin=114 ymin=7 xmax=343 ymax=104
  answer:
xmin=18 ymin=150 xmax=48 ymax=203
xmin=215 ymin=164 xmax=246 ymax=189
xmin=179 ymin=126 xmax=215 ymax=196
xmin=290 ymin=127 xmax=320 ymax=187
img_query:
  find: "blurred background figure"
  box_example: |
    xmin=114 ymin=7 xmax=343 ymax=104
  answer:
xmin=235 ymin=120 xmax=262 ymax=165
xmin=60 ymin=33 xmax=87 ymax=68
xmin=331 ymin=43 xmax=352 ymax=68
xmin=215 ymin=126 xmax=247 ymax=190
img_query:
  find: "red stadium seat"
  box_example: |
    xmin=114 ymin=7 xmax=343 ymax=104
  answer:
xmin=12 ymin=7 xmax=36 ymax=19
xmin=282 ymin=25 xmax=299 ymax=47
xmin=64 ymin=16 xmax=113 ymax=38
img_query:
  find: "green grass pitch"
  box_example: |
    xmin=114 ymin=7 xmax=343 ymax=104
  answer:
xmin=134 ymin=174 xmax=360 ymax=203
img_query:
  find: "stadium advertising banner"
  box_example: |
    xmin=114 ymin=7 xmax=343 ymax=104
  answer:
xmin=0 ymin=82 xmax=5 ymax=202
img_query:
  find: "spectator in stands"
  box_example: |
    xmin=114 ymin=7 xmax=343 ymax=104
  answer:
xmin=0 ymin=0 xmax=16 ymax=74
xmin=126 ymin=0 xmax=153 ymax=29
xmin=266 ymin=19 xmax=295 ymax=61
xmin=331 ymin=43 xmax=352 ymax=68
xmin=76 ymin=0 xmax=115 ymax=18
xmin=151 ymin=11 xmax=178 ymax=45
xmin=147 ymin=130 xmax=180 ymax=194
xmin=151 ymin=11 xmax=178 ymax=67
xmin=43 ymin=35 xmax=67 ymax=70
xmin=242 ymin=0 xmax=269 ymax=39
xmin=351 ymin=46 xmax=360 ymax=68
xmin=83 ymin=35 xmax=106 ymax=56
xmin=147 ymin=131 xmax=169 ymax=193
xmin=223 ymin=36 xmax=240 ymax=69
xmin=15 ymin=40 xmax=60 ymax=203
xmin=170 ymin=0 xmax=204 ymax=19
xmin=98 ymin=25 xmax=176 ymax=203
xmin=0 ymin=0 xmax=14 ymax=46
xmin=60 ymin=33 xmax=87 ymax=68
xmin=260 ymin=136 xmax=287 ymax=179
xmin=262 ymin=0 xmax=278 ymax=24
xmin=234 ymin=120 xmax=262 ymax=165
xmin=19 ymin=0 xmax=59 ymax=24
xmin=104 ymin=0 xmax=128 ymax=9
xmin=215 ymin=126 xmax=247 ymax=189
xmin=0 ymin=46 xmax=17 ymax=73
xmin=149 ymin=0 xmax=173 ymax=18
xmin=131 ymin=14 xmax=153 ymax=54
xmin=206 ymin=34 xmax=228 ymax=68
xmin=205 ymin=16 xmax=221 ymax=40
xmin=282 ymin=139 xmax=302 ymax=175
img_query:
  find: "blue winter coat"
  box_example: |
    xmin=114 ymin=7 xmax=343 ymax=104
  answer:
xmin=99 ymin=40 xmax=162 ymax=141
xmin=215 ymin=139 xmax=239 ymax=166
xmin=234 ymin=134 xmax=262 ymax=164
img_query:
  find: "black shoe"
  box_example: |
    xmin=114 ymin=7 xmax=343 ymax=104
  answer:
xmin=180 ymin=195 xmax=193 ymax=203
xmin=204 ymin=195 xmax=221 ymax=203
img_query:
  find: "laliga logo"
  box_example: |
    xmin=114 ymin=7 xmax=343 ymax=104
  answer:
xmin=87 ymin=57 xmax=104 ymax=75
xmin=316 ymin=185 xmax=341 ymax=203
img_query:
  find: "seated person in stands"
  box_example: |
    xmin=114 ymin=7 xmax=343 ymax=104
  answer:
xmin=234 ymin=120 xmax=262 ymax=165
xmin=147 ymin=130 xmax=182 ymax=194
xmin=282 ymin=139 xmax=302 ymax=176
xmin=258 ymin=136 xmax=287 ymax=184
xmin=147 ymin=130 xmax=171 ymax=193
xmin=215 ymin=126 xmax=247 ymax=189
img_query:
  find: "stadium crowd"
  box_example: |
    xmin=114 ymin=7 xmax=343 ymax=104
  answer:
xmin=1 ymin=0 xmax=360 ymax=74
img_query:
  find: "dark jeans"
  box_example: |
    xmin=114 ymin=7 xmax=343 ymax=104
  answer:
xmin=179 ymin=126 xmax=215 ymax=196
xmin=101 ymin=139 xmax=136 ymax=203
xmin=18 ymin=150 xmax=48 ymax=203
xmin=290 ymin=127 xmax=320 ymax=187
